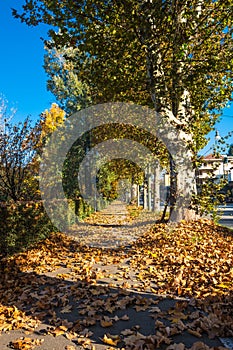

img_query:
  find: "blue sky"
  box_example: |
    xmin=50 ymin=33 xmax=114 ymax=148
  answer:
xmin=0 ymin=0 xmax=232 ymax=154
xmin=0 ymin=0 xmax=55 ymax=122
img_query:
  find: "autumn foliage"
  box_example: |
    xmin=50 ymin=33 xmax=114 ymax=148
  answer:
xmin=0 ymin=216 xmax=232 ymax=349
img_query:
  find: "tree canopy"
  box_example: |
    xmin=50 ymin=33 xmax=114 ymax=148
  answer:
xmin=13 ymin=0 xmax=233 ymax=221
xmin=13 ymin=0 xmax=232 ymax=149
xmin=0 ymin=117 xmax=40 ymax=201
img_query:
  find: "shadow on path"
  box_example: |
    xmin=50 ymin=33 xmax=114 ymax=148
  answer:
xmin=0 ymin=242 xmax=229 ymax=350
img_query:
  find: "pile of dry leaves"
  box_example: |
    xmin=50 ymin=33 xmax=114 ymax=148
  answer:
xmin=0 ymin=217 xmax=232 ymax=349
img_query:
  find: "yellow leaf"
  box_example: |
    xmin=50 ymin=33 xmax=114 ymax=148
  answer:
xmin=218 ymin=283 xmax=230 ymax=288
xmin=101 ymin=334 xmax=120 ymax=346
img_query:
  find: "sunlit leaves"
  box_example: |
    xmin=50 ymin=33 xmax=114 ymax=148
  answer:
xmin=0 ymin=213 xmax=232 ymax=349
xmin=101 ymin=333 xmax=120 ymax=346
xmin=12 ymin=0 xmax=233 ymax=222
xmin=44 ymin=45 xmax=91 ymax=115
xmin=0 ymin=117 xmax=41 ymax=202
xmin=0 ymin=305 xmax=39 ymax=333
xmin=9 ymin=337 xmax=44 ymax=350
xmin=13 ymin=0 xmax=233 ymax=134
xmin=130 ymin=219 xmax=233 ymax=298
xmin=40 ymin=102 xmax=65 ymax=142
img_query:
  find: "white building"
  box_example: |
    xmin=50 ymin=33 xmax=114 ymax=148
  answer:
xmin=197 ymin=154 xmax=233 ymax=183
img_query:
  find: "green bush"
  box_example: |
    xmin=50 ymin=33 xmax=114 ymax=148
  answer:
xmin=75 ymin=197 xmax=94 ymax=219
xmin=0 ymin=201 xmax=56 ymax=257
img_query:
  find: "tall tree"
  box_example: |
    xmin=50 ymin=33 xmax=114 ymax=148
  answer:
xmin=13 ymin=0 xmax=233 ymax=221
xmin=0 ymin=118 xmax=40 ymax=201
xmin=44 ymin=46 xmax=91 ymax=115
xmin=0 ymin=95 xmax=15 ymax=129
xmin=40 ymin=102 xmax=66 ymax=141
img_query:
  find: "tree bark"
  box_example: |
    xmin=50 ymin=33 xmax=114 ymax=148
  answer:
xmin=147 ymin=164 xmax=152 ymax=211
xmin=131 ymin=183 xmax=138 ymax=204
xmin=143 ymin=182 xmax=148 ymax=210
xmin=169 ymin=149 xmax=198 ymax=222
xmin=153 ymin=160 xmax=160 ymax=212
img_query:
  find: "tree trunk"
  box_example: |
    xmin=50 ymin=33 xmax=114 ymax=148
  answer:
xmin=169 ymin=154 xmax=177 ymax=217
xmin=143 ymin=182 xmax=148 ymax=210
xmin=153 ymin=160 xmax=160 ymax=212
xmin=131 ymin=183 xmax=138 ymax=204
xmin=150 ymin=111 xmax=198 ymax=222
xmin=147 ymin=164 xmax=152 ymax=211
xmin=169 ymin=151 xmax=198 ymax=222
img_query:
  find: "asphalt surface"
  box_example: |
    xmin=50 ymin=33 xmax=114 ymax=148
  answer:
xmin=218 ymin=203 xmax=233 ymax=229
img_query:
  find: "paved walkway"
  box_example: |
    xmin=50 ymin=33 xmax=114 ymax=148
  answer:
xmin=0 ymin=203 xmax=232 ymax=350
xmin=69 ymin=200 xmax=157 ymax=248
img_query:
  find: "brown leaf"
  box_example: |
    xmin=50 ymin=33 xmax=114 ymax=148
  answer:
xmin=166 ymin=343 xmax=185 ymax=350
xmin=189 ymin=342 xmax=211 ymax=350
xmin=100 ymin=319 xmax=113 ymax=327
xmin=188 ymin=329 xmax=202 ymax=338
xmin=9 ymin=337 xmax=44 ymax=350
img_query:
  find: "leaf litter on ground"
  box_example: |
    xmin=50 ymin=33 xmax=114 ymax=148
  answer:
xmin=0 ymin=206 xmax=232 ymax=349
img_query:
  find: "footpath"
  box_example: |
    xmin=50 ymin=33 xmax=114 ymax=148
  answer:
xmin=70 ymin=200 xmax=157 ymax=248
xmin=0 ymin=201 xmax=232 ymax=350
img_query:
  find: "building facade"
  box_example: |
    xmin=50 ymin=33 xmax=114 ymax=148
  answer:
xmin=197 ymin=154 xmax=233 ymax=183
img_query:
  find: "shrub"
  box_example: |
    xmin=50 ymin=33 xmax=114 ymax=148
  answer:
xmin=0 ymin=201 xmax=56 ymax=257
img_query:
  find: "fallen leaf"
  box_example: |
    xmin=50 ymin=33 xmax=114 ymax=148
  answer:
xmin=101 ymin=334 xmax=120 ymax=346
xmin=100 ymin=319 xmax=113 ymax=327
